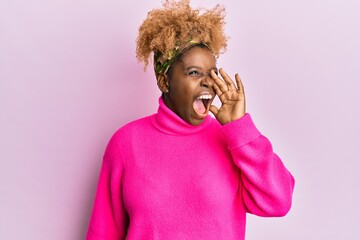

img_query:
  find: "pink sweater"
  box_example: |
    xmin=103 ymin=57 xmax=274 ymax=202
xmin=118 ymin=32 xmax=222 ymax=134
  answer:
xmin=86 ymin=97 xmax=295 ymax=239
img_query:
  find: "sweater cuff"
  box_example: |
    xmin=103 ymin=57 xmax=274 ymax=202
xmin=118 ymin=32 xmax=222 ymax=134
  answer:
xmin=220 ymin=113 xmax=262 ymax=149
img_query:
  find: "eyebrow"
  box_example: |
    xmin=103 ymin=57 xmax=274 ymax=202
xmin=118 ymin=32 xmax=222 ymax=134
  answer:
xmin=184 ymin=66 xmax=218 ymax=71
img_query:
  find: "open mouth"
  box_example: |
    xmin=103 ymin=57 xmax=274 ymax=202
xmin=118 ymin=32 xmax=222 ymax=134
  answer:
xmin=193 ymin=94 xmax=213 ymax=116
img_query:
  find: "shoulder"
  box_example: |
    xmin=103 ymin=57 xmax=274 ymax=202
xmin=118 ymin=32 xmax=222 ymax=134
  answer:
xmin=102 ymin=115 xmax=153 ymax=161
xmin=111 ymin=115 xmax=153 ymax=141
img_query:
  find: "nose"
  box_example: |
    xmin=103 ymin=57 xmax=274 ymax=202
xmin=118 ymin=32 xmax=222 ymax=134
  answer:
xmin=200 ymin=73 xmax=213 ymax=88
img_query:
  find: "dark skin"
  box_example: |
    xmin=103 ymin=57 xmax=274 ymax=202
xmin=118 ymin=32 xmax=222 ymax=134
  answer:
xmin=157 ymin=46 xmax=246 ymax=126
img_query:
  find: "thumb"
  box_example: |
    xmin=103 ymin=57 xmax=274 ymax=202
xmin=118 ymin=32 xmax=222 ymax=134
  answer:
xmin=209 ymin=105 xmax=219 ymax=116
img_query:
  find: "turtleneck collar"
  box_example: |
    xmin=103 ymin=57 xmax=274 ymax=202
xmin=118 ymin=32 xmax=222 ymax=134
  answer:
xmin=151 ymin=97 xmax=213 ymax=136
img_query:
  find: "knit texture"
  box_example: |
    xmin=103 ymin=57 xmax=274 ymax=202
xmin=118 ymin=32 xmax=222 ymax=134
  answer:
xmin=86 ymin=97 xmax=295 ymax=240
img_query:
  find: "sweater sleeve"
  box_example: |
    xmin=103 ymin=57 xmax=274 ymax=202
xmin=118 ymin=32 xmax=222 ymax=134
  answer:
xmin=86 ymin=134 xmax=128 ymax=239
xmin=220 ymin=113 xmax=295 ymax=217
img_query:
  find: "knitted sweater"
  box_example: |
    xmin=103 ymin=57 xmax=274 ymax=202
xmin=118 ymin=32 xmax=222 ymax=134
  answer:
xmin=86 ymin=97 xmax=295 ymax=240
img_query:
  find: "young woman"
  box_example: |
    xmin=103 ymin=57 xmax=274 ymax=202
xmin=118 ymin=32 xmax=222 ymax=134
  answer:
xmin=86 ymin=1 xmax=295 ymax=239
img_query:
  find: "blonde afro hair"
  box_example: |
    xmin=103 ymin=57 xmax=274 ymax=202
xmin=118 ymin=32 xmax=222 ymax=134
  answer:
xmin=136 ymin=0 xmax=228 ymax=70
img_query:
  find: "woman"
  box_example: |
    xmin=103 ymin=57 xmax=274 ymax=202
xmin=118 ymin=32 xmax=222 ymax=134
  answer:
xmin=86 ymin=1 xmax=295 ymax=239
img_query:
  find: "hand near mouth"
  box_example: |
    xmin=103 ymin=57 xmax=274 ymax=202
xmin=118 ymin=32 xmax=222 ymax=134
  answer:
xmin=209 ymin=68 xmax=246 ymax=125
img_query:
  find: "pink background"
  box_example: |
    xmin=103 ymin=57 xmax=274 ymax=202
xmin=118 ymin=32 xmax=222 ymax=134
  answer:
xmin=1 ymin=0 xmax=359 ymax=239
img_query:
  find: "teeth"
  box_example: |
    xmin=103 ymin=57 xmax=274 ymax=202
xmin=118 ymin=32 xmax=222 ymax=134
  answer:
xmin=197 ymin=94 xmax=212 ymax=100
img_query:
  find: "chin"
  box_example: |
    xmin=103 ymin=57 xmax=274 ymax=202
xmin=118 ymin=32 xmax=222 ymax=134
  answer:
xmin=188 ymin=116 xmax=206 ymax=126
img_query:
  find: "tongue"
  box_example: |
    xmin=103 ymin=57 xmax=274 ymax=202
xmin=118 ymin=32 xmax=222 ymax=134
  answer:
xmin=193 ymin=99 xmax=206 ymax=114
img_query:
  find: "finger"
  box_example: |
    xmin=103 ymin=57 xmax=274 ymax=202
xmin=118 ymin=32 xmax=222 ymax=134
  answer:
xmin=211 ymin=77 xmax=224 ymax=97
xmin=235 ymin=73 xmax=245 ymax=94
xmin=209 ymin=105 xmax=219 ymax=116
xmin=212 ymin=78 xmax=231 ymax=103
xmin=213 ymin=88 xmax=229 ymax=106
xmin=219 ymin=68 xmax=236 ymax=91
xmin=210 ymin=69 xmax=228 ymax=93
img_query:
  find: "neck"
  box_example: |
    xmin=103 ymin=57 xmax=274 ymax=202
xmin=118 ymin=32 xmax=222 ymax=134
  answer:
xmin=151 ymin=97 xmax=213 ymax=136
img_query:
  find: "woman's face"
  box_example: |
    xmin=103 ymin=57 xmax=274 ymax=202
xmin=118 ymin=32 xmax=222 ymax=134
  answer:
xmin=162 ymin=46 xmax=218 ymax=126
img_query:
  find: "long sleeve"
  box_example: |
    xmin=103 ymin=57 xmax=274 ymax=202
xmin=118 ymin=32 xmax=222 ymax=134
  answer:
xmin=86 ymin=135 xmax=129 ymax=239
xmin=220 ymin=113 xmax=295 ymax=217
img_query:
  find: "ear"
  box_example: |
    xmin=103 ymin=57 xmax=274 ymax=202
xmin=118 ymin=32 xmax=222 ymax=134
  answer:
xmin=156 ymin=73 xmax=169 ymax=93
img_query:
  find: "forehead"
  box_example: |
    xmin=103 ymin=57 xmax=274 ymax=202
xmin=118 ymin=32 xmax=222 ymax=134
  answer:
xmin=175 ymin=46 xmax=217 ymax=69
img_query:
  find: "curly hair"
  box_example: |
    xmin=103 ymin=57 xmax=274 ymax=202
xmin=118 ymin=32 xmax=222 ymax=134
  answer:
xmin=136 ymin=0 xmax=228 ymax=71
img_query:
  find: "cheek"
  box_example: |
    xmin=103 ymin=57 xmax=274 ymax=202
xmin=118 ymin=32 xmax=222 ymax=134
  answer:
xmin=180 ymin=83 xmax=197 ymax=103
xmin=172 ymin=79 xmax=194 ymax=97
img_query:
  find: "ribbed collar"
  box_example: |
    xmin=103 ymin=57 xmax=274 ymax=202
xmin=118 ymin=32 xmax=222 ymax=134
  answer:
xmin=151 ymin=97 xmax=213 ymax=136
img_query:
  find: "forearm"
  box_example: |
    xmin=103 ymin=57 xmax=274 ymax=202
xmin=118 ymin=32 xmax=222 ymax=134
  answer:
xmin=221 ymin=114 xmax=295 ymax=216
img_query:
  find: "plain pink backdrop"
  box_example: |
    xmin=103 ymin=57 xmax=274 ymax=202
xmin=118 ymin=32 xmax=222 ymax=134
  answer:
xmin=1 ymin=0 xmax=359 ymax=239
